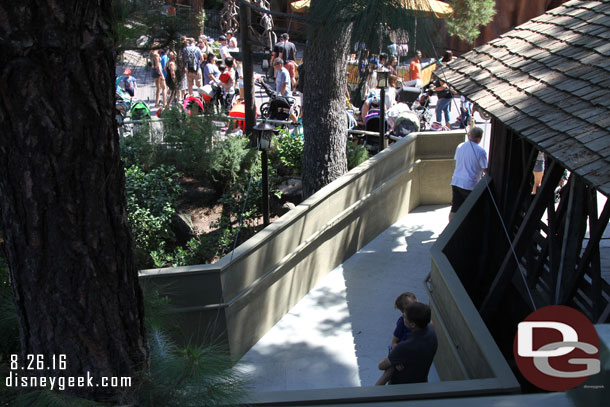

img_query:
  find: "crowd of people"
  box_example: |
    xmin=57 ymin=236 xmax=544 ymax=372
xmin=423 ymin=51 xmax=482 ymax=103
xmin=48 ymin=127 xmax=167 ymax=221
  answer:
xmin=120 ymin=29 xmax=305 ymax=116
xmin=355 ymin=49 xmax=474 ymax=132
xmin=119 ymin=30 xmax=244 ymax=114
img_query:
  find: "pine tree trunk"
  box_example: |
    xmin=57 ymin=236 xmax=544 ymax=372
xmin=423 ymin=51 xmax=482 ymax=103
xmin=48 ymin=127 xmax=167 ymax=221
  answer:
xmin=0 ymin=1 xmax=148 ymax=403
xmin=301 ymin=0 xmax=353 ymax=199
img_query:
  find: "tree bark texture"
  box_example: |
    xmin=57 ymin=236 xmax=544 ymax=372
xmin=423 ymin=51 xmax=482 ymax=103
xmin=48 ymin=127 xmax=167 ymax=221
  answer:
xmin=0 ymin=2 xmax=147 ymax=402
xmin=301 ymin=0 xmax=353 ymax=199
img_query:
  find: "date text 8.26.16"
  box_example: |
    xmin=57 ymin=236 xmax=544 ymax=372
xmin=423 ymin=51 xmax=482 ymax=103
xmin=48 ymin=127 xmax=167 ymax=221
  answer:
xmin=10 ymin=354 xmax=67 ymax=371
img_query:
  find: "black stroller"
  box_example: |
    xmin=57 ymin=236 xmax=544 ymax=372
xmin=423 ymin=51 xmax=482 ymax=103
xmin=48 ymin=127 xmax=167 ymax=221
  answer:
xmin=255 ymin=80 xmax=299 ymax=122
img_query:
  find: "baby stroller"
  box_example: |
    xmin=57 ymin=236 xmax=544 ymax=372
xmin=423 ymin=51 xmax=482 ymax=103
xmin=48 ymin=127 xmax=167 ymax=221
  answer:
xmin=130 ymin=101 xmax=151 ymax=121
xmin=363 ymin=105 xmax=389 ymax=153
xmin=255 ymin=80 xmax=299 ymax=122
xmin=196 ymin=83 xmax=224 ymax=115
xmin=399 ymin=84 xmax=434 ymax=130
xmin=183 ymin=96 xmax=205 ymax=116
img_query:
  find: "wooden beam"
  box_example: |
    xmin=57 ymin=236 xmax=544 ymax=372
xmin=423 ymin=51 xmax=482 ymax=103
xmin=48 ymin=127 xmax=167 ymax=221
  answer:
xmin=506 ymin=144 xmax=538 ymax=237
xmin=547 ymin=198 xmax=561 ymax=303
xmin=556 ymin=174 xmax=587 ymax=304
xmin=480 ymin=160 xmax=565 ymax=320
xmin=562 ymin=195 xmax=610 ymax=306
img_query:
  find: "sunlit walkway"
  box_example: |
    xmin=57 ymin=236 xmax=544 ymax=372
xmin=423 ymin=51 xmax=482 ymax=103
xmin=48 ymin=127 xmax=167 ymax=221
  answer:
xmin=237 ymin=205 xmax=450 ymax=392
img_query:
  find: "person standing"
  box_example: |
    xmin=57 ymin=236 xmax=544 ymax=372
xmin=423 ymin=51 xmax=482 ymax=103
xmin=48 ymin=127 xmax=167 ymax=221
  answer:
xmin=433 ymin=78 xmax=453 ymax=127
xmin=203 ymin=53 xmax=220 ymax=86
xmin=182 ymin=38 xmax=202 ymax=96
xmin=122 ymin=68 xmax=136 ymax=97
xmin=219 ymin=35 xmax=231 ymax=62
xmin=403 ymin=50 xmax=422 ymax=88
xmin=278 ymin=33 xmax=297 ymax=89
xmin=164 ymin=51 xmax=178 ymax=107
xmin=150 ymin=49 xmax=166 ymax=107
xmin=449 ymin=127 xmax=488 ymax=220
xmin=273 ymin=58 xmax=292 ymax=98
xmin=226 ymin=30 xmax=238 ymax=49
xmin=532 ymin=151 xmax=545 ymax=195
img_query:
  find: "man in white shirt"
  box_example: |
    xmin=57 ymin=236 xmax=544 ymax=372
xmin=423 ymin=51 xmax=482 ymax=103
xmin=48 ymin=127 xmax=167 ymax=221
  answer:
xmin=449 ymin=127 xmax=488 ymax=220
xmin=273 ymin=58 xmax=292 ymax=98
xmin=219 ymin=35 xmax=231 ymax=62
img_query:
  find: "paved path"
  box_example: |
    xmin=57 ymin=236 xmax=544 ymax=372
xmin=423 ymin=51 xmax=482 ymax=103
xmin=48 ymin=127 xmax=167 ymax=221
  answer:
xmin=237 ymin=205 xmax=449 ymax=392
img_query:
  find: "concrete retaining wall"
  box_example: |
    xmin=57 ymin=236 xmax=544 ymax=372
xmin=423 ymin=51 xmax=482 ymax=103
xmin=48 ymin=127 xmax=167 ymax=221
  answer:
xmin=139 ymin=131 xmax=465 ymax=360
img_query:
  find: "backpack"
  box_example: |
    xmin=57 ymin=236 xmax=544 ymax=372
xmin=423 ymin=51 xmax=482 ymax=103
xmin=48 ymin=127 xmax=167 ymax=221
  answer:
xmin=185 ymin=47 xmax=198 ymax=73
xmin=268 ymin=96 xmax=292 ymax=121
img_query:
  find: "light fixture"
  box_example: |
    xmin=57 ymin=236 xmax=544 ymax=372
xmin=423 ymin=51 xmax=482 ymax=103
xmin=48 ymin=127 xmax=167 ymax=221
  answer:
xmin=377 ymin=70 xmax=389 ymax=89
xmin=253 ymin=121 xmax=276 ymax=151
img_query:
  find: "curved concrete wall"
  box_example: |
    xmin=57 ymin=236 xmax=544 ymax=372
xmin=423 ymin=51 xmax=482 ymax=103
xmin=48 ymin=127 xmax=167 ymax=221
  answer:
xmin=139 ymin=131 xmax=465 ymax=359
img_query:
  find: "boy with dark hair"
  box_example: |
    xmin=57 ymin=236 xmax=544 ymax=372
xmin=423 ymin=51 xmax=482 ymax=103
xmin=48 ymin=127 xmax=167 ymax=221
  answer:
xmin=376 ymin=302 xmax=437 ymax=385
xmin=391 ymin=292 xmax=418 ymax=349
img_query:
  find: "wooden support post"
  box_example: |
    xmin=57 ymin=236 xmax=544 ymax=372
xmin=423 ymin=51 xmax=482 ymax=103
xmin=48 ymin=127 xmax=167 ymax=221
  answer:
xmin=562 ymin=195 xmax=610 ymax=307
xmin=479 ymin=160 xmax=564 ymax=320
xmin=555 ymin=174 xmax=587 ymax=304
xmin=506 ymin=145 xmax=537 ymax=234
xmin=240 ymin=3 xmax=256 ymax=145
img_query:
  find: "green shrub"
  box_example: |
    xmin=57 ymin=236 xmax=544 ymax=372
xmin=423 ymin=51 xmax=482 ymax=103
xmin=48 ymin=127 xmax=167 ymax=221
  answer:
xmin=125 ymin=165 xmax=184 ymax=268
xmin=347 ymin=142 xmax=370 ymax=170
xmin=207 ymin=135 xmax=255 ymax=192
xmin=270 ymin=129 xmax=303 ymax=176
xmin=121 ymin=124 xmax=160 ymax=171
xmin=159 ymin=108 xmax=215 ymax=180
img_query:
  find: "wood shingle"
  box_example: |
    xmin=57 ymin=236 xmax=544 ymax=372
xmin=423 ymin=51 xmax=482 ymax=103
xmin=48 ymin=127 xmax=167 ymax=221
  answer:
xmin=440 ymin=0 xmax=609 ymax=196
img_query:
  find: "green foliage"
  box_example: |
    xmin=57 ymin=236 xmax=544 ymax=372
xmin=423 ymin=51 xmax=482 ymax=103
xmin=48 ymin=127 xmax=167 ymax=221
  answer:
xmin=125 ymin=165 xmax=184 ymax=268
xmin=347 ymin=143 xmax=370 ymax=170
xmin=0 ymin=388 xmax=105 ymax=407
xmin=156 ymin=108 xmax=216 ymax=180
xmin=0 ymin=268 xmax=247 ymax=407
xmin=270 ymin=129 xmax=304 ymax=176
xmin=138 ymin=328 xmax=248 ymax=407
xmin=207 ymin=135 xmax=255 ymax=192
xmin=446 ymin=0 xmax=496 ymax=44
xmin=121 ymin=125 xmax=159 ymax=171
xmin=309 ymin=0 xmax=442 ymax=54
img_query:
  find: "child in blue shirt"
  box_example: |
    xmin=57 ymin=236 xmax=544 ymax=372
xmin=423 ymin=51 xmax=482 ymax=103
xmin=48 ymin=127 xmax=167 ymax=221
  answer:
xmin=390 ymin=292 xmax=417 ymax=350
xmin=376 ymin=291 xmax=418 ymax=385
xmin=122 ymin=68 xmax=137 ymax=97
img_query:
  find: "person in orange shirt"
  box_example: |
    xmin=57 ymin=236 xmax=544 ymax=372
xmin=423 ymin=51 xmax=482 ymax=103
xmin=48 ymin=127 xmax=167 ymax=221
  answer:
xmin=403 ymin=50 xmax=422 ymax=88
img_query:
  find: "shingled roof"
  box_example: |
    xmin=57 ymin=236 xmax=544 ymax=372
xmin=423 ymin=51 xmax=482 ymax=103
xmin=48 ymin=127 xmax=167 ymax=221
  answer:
xmin=439 ymin=0 xmax=610 ymax=196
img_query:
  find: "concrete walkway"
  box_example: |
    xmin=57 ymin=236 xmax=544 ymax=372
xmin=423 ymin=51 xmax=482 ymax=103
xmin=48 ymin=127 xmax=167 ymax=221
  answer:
xmin=237 ymin=204 xmax=450 ymax=392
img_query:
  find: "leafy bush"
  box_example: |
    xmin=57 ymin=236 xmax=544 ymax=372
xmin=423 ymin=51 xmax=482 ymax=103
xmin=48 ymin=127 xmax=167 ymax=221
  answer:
xmin=270 ymin=129 xmax=304 ymax=176
xmin=121 ymin=108 xmax=216 ymax=180
xmin=160 ymin=108 xmax=215 ymax=180
xmin=125 ymin=165 xmax=184 ymax=268
xmin=207 ymin=135 xmax=255 ymax=192
xmin=347 ymin=143 xmax=370 ymax=170
xmin=121 ymin=124 xmax=160 ymax=171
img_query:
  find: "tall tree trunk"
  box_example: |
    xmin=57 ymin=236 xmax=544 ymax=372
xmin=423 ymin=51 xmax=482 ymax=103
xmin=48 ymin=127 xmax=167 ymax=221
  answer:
xmin=301 ymin=0 xmax=353 ymax=199
xmin=0 ymin=1 xmax=148 ymax=403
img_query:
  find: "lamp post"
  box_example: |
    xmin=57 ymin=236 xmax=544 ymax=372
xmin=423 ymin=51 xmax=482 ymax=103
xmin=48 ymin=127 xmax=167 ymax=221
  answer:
xmin=377 ymin=69 xmax=389 ymax=151
xmin=253 ymin=121 xmax=276 ymax=226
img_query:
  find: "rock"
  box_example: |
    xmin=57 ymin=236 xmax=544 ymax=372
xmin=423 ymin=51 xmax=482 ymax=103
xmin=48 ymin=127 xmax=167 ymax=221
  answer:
xmin=282 ymin=202 xmax=296 ymax=211
xmin=277 ymin=177 xmax=303 ymax=204
xmin=171 ymin=212 xmax=196 ymax=245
